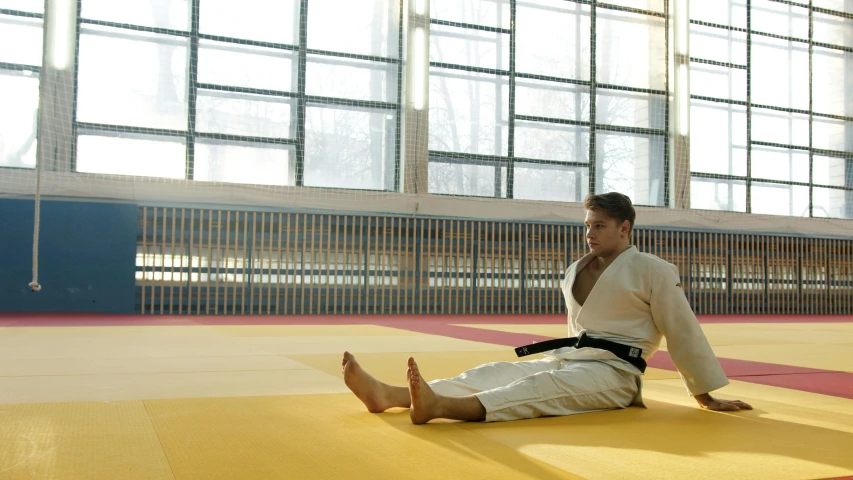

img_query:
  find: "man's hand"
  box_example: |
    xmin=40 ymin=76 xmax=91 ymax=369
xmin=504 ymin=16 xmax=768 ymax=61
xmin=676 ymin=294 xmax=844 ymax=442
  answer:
xmin=693 ymin=393 xmax=753 ymax=411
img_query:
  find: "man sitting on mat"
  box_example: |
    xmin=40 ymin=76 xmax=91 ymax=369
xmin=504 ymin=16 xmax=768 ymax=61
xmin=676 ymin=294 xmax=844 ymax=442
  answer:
xmin=342 ymin=192 xmax=752 ymax=424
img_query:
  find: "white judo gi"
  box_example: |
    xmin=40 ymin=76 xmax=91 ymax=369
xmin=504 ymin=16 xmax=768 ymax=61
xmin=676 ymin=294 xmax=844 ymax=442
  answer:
xmin=427 ymin=246 xmax=730 ymax=422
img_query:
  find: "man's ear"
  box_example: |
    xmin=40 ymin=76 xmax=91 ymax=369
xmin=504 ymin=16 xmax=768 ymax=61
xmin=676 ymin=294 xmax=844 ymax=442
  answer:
xmin=621 ymin=220 xmax=631 ymax=237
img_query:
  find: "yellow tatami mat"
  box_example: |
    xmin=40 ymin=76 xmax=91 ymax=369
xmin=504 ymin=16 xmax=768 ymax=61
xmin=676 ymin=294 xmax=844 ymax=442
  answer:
xmin=0 ymin=401 xmax=173 ymax=480
xmin=145 ymin=394 xmax=582 ymax=480
xmin=461 ymin=382 xmax=853 ymax=480
xmin=1 ymin=319 xmax=852 ymax=479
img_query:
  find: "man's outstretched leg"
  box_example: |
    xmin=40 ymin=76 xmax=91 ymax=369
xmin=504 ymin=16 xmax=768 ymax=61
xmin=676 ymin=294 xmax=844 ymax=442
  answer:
xmin=342 ymin=351 xmax=411 ymax=413
xmin=408 ymin=357 xmax=486 ymax=424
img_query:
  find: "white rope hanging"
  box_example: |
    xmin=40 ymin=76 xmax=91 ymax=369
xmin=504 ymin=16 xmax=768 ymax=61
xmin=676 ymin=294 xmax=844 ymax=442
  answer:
xmin=29 ymin=146 xmax=42 ymax=293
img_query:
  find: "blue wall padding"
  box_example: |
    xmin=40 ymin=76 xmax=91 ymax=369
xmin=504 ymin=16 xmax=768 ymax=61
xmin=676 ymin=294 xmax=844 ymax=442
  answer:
xmin=0 ymin=199 xmax=137 ymax=313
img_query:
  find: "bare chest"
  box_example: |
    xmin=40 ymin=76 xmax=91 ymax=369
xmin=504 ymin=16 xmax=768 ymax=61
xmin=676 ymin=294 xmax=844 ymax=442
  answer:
xmin=571 ymin=264 xmax=603 ymax=306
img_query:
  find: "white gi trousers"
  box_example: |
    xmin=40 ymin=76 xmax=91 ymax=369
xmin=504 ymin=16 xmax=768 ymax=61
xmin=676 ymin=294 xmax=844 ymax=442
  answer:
xmin=427 ymin=357 xmax=641 ymax=423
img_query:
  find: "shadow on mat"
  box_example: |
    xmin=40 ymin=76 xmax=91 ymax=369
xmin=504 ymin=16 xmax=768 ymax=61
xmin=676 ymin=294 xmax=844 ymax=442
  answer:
xmin=375 ymin=410 xmax=574 ymax=480
xmin=375 ymin=399 xmax=853 ymax=477
xmin=459 ymin=400 xmax=853 ymax=471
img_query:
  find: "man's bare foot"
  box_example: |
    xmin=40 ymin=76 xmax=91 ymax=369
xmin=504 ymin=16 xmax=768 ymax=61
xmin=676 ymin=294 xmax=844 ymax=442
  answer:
xmin=342 ymin=351 xmax=409 ymax=413
xmin=407 ymin=357 xmax=487 ymax=424
xmin=407 ymin=357 xmax=441 ymax=424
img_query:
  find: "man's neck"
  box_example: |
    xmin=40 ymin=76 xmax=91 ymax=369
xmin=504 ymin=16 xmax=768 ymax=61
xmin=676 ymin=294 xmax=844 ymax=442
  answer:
xmin=592 ymin=244 xmax=632 ymax=269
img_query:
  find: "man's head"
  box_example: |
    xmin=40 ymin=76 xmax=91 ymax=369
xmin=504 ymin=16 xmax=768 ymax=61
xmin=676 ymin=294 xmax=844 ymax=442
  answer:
xmin=583 ymin=192 xmax=635 ymax=257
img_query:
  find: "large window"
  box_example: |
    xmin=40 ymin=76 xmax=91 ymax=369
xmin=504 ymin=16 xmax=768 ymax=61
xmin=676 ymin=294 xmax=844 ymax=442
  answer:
xmin=74 ymin=0 xmax=402 ymax=190
xmin=2 ymin=0 xmax=851 ymax=221
xmin=689 ymin=0 xmax=853 ymax=218
xmin=0 ymin=0 xmax=42 ymax=169
xmin=428 ymin=0 xmax=668 ymax=205
xmin=428 ymin=0 xmax=510 ymax=197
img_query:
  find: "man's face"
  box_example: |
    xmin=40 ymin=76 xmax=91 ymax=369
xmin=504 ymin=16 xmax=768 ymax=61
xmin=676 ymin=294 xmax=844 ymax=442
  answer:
xmin=584 ymin=209 xmax=629 ymax=256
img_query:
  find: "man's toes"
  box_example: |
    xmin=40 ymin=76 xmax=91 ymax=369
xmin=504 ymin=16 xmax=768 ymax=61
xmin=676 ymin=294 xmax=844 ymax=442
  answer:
xmin=409 ymin=358 xmax=420 ymax=374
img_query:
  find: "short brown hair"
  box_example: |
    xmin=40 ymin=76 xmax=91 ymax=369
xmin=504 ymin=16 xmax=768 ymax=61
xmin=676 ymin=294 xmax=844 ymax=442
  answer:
xmin=584 ymin=192 xmax=636 ymax=233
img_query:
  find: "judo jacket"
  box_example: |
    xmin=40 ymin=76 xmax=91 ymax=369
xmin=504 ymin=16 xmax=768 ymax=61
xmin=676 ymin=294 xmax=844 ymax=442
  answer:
xmin=557 ymin=245 xmax=730 ymax=398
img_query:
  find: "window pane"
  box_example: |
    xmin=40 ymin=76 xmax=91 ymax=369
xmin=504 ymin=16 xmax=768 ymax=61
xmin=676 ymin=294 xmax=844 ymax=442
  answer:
xmin=596 ymin=91 xmax=665 ymax=130
xmin=0 ymin=0 xmax=43 ymax=12
xmin=76 ymin=133 xmax=186 ymax=178
xmin=514 ymin=163 xmax=588 ymax=202
xmin=428 ymin=161 xmax=503 ymax=197
xmin=196 ymin=90 xmax=292 ymax=137
xmin=430 ymin=24 xmax=508 ymax=70
xmin=814 ymin=12 xmax=853 ymax=48
xmin=200 ymin=0 xmax=298 ymax=45
xmin=307 ymin=0 xmax=399 ymax=57
xmin=813 ymin=187 xmax=853 ymax=219
xmin=752 ymin=37 xmax=809 ymax=110
xmin=306 ymin=55 xmax=396 ymax=102
xmin=690 ymin=101 xmax=747 ymax=176
xmin=304 ymin=105 xmax=395 ymax=190
xmin=690 ymin=25 xmax=746 ymax=65
xmin=751 ymin=147 xmax=809 ymax=182
xmin=690 ymin=63 xmax=747 ymax=101
xmin=751 ymin=183 xmax=809 ymax=216
xmin=194 ymin=141 xmax=291 ymax=186
xmin=812 ymin=118 xmax=851 ymax=152
xmin=81 ymin=0 xmax=190 ymax=31
xmin=596 ymin=10 xmax=665 ymax=91
xmin=77 ymin=26 xmax=188 ymax=130
xmin=690 ymin=0 xmax=747 ymax=28
xmin=814 ymin=155 xmax=851 ymax=187
xmin=514 ymin=122 xmax=589 ymax=163
xmin=0 ymin=15 xmax=42 ymax=66
xmin=198 ymin=40 xmax=295 ymax=92
xmin=597 ymin=133 xmax=665 ymax=206
xmin=751 ymin=109 xmax=809 ymax=147
xmin=813 ymin=0 xmax=853 ymax=14
xmin=515 ymin=1 xmax=590 ymax=80
xmin=691 ymin=178 xmax=747 ymax=212
xmin=606 ymin=0 xmax=665 ymax=12
xmin=0 ymin=71 xmax=38 ymax=168
xmin=515 ymin=79 xmax=589 ymax=121
xmin=431 ymin=0 xmax=510 ymax=29
xmin=812 ymin=47 xmax=851 ymax=117
xmin=751 ymin=0 xmax=809 ymax=39
xmin=429 ymin=69 xmax=508 ymax=156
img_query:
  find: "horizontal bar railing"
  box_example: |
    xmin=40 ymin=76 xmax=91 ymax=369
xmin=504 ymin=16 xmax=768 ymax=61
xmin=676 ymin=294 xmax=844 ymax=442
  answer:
xmin=137 ymin=207 xmax=853 ymax=315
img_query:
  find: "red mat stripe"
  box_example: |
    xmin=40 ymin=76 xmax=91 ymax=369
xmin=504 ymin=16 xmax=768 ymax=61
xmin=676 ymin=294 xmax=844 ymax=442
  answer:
xmin=730 ymin=373 xmax=853 ymax=399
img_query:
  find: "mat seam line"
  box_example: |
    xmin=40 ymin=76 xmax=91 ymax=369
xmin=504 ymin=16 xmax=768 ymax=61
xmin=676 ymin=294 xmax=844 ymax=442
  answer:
xmin=142 ymin=399 xmax=179 ymax=480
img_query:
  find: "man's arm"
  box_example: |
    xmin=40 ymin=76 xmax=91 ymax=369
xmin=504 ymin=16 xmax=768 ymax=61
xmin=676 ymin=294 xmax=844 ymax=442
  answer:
xmin=649 ymin=263 xmax=752 ymax=411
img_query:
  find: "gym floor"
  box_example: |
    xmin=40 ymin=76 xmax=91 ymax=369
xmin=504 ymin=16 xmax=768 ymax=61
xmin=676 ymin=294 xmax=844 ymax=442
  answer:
xmin=1 ymin=313 xmax=851 ymax=480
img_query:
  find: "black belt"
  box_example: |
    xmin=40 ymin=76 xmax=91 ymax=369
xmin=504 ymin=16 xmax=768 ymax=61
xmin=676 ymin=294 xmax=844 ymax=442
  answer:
xmin=514 ymin=332 xmax=647 ymax=373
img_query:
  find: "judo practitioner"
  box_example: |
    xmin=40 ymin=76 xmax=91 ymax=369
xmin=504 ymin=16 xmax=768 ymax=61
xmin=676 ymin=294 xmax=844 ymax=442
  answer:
xmin=342 ymin=192 xmax=752 ymax=424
